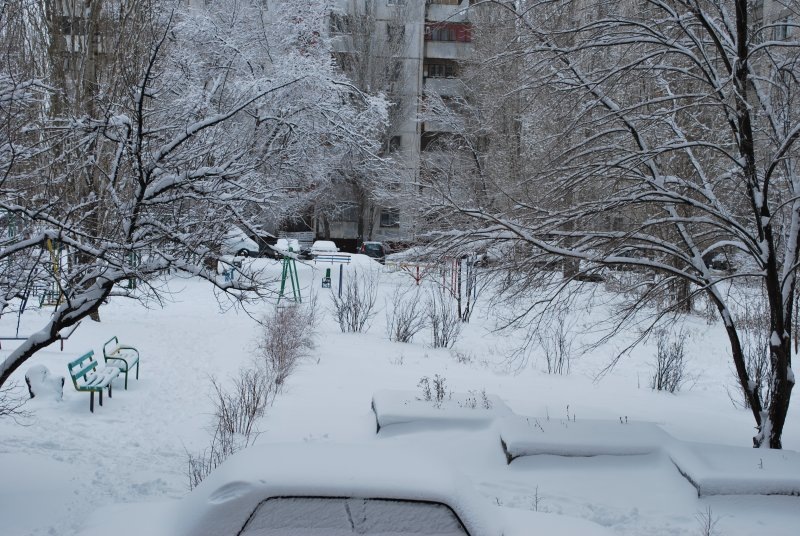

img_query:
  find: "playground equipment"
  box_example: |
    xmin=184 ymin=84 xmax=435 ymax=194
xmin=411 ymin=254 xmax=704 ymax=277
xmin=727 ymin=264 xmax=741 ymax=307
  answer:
xmin=277 ymin=248 xmax=302 ymax=304
xmin=0 ymin=221 xmax=76 ymax=349
xmin=39 ymin=238 xmax=63 ymax=306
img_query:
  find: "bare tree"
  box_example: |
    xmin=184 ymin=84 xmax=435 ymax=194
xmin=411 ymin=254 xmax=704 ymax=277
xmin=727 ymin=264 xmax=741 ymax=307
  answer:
xmin=434 ymin=0 xmax=800 ymax=448
xmin=0 ymin=0 xmax=389 ymax=389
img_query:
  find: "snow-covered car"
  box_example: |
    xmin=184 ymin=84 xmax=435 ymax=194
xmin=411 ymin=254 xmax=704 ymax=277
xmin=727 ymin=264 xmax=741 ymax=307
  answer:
xmin=273 ymin=238 xmax=301 ymax=257
xmin=222 ymin=227 xmax=260 ymax=257
xmin=359 ymin=241 xmax=388 ymax=264
xmin=76 ymin=443 xmax=616 ymax=536
xmin=308 ymin=239 xmax=338 ymax=259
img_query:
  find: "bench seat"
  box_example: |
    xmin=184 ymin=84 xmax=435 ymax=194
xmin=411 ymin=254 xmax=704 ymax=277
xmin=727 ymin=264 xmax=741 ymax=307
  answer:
xmin=68 ymin=351 xmax=120 ymax=412
xmin=103 ymin=336 xmax=140 ymax=390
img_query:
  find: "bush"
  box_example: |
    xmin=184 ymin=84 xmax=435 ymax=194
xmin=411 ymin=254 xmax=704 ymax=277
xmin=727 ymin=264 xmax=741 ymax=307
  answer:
xmin=331 ymin=268 xmax=379 ymax=333
xmin=650 ymin=329 xmax=687 ymax=393
xmin=187 ymin=367 xmax=272 ymax=490
xmin=736 ymin=299 xmax=773 ymax=409
xmin=0 ymin=382 xmax=29 ymax=422
xmin=537 ymin=310 xmax=574 ymax=375
xmin=417 ymin=374 xmax=449 ymax=408
xmin=256 ymin=302 xmax=316 ymax=389
xmin=386 ymin=286 xmax=427 ymax=343
xmin=427 ymin=286 xmax=461 ymax=349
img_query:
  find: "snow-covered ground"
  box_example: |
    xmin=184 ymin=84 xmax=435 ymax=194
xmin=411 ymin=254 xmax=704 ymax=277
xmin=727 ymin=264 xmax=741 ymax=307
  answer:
xmin=1 ymin=256 xmax=798 ymax=535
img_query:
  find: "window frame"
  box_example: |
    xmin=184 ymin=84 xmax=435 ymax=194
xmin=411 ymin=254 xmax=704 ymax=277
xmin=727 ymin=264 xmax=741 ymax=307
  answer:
xmin=380 ymin=208 xmax=401 ymax=228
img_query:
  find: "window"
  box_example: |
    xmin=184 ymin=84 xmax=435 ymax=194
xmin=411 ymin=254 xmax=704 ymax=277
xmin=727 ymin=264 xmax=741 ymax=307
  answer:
xmin=425 ymin=61 xmax=458 ymax=78
xmin=427 ymin=25 xmax=454 ymax=41
xmin=774 ymin=18 xmax=791 ymax=41
xmin=429 ymin=0 xmax=461 ymax=5
xmin=388 ymin=0 xmax=406 ymax=4
xmin=337 ymin=203 xmax=360 ymax=222
xmin=425 ymin=23 xmax=471 ymax=43
xmin=380 ymin=208 xmax=400 ymax=228
xmin=241 ymin=498 xmax=469 ymax=535
xmin=384 ymin=135 xmax=402 ymax=153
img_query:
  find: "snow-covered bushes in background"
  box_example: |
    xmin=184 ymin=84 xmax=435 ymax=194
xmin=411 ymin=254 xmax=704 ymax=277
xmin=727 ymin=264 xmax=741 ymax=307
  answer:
xmin=650 ymin=329 xmax=687 ymax=393
xmin=427 ymin=286 xmax=461 ymax=349
xmin=385 ymin=286 xmax=427 ymax=343
xmin=330 ymin=269 xmax=379 ymax=333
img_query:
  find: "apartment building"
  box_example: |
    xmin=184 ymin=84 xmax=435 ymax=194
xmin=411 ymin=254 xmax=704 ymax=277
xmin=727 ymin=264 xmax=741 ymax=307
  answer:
xmin=322 ymin=0 xmax=476 ymax=250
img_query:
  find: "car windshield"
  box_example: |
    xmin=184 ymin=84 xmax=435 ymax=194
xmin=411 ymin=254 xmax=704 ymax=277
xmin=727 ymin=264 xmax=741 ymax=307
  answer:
xmin=364 ymin=244 xmax=382 ymax=252
xmin=240 ymin=497 xmax=469 ymax=535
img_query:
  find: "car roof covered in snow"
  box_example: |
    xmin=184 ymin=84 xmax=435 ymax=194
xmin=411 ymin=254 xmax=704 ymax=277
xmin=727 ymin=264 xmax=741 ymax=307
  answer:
xmin=173 ymin=442 xmax=499 ymax=536
xmin=77 ymin=441 xmax=617 ymax=536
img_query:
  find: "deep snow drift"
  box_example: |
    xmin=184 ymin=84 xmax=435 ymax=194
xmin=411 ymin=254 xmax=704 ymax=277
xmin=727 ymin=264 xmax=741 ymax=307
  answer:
xmin=1 ymin=256 xmax=798 ymax=535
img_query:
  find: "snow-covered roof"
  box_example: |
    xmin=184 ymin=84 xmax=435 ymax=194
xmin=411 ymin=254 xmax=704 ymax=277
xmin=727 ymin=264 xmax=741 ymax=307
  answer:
xmin=172 ymin=442 xmax=501 ymax=536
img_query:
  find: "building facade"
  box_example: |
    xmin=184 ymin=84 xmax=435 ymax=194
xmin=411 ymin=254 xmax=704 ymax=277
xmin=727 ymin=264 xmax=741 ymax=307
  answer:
xmin=321 ymin=0 xmax=476 ymax=250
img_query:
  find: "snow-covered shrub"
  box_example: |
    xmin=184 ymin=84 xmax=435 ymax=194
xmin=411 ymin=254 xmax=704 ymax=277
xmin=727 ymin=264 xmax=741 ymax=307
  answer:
xmin=427 ymin=286 xmax=461 ymax=349
xmin=451 ymin=350 xmax=474 ymax=365
xmin=256 ymin=302 xmax=316 ymax=390
xmin=695 ymin=505 xmax=720 ymax=536
xmin=537 ymin=310 xmax=574 ymax=375
xmin=458 ymin=389 xmax=492 ymax=410
xmin=0 ymin=381 xmax=28 ymax=421
xmin=385 ymin=286 xmax=426 ymax=343
xmin=330 ymin=268 xmax=379 ymax=333
xmin=650 ymin=329 xmax=687 ymax=393
xmin=187 ymin=368 xmax=273 ymax=490
xmin=418 ymin=376 xmax=432 ymax=402
xmin=735 ymin=298 xmax=773 ymax=409
xmin=210 ymin=371 xmax=272 ymax=441
xmin=417 ymin=374 xmax=449 ymax=408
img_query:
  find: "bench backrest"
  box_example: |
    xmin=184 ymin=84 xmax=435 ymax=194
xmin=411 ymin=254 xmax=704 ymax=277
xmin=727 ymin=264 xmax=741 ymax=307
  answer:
xmin=68 ymin=351 xmax=98 ymax=388
xmin=314 ymin=254 xmax=351 ymax=264
xmin=102 ymin=336 xmax=119 ymax=358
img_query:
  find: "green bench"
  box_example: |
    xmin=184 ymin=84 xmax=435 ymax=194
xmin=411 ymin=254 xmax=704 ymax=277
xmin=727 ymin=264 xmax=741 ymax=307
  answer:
xmin=102 ymin=336 xmax=140 ymax=390
xmin=68 ymin=351 xmax=120 ymax=412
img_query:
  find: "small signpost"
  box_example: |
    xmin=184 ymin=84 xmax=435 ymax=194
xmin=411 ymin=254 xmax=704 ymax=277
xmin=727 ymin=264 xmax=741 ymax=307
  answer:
xmin=322 ymin=268 xmax=332 ymax=288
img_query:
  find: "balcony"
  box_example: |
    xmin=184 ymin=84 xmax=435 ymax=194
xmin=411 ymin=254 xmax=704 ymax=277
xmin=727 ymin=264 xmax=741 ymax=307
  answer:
xmin=422 ymin=115 xmax=465 ymax=133
xmin=424 ymin=41 xmax=472 ymax=60
xmin=426 ymin=3 xmax=470 ymax=23
xmin=424 ymin=77 xmax=464 ymax=97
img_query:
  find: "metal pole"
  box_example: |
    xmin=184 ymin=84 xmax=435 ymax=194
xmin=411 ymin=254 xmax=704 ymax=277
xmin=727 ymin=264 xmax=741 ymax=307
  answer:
xmin=338 ymin=264 xmax=343 ymax=299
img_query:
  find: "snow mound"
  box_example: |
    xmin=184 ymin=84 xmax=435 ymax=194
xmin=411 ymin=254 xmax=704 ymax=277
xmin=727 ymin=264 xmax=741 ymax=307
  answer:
xmin=500 ymin=415 xmax=800 ymax=496
xmin=371 ymin=389 xmax=512 ymax=433
xmin=669 ymin=442 xmax=800 ymax=496
xmin=499 ymin=416 xmax=669 ymax=460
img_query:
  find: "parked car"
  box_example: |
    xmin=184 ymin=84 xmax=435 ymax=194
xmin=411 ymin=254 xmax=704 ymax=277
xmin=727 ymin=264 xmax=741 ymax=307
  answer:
xmin=247 ymin=228 xmax=279 ymax=258
xmin=222 ymin=227 xmax=260 ymax=257
xmin=75 ymin=442 xmax=616 ymax=536
xmin=273 ymin=238 xmax=302 ymax=257
xmin=359 ymin=241 xmax=388 ymax=264
xmin=309 ymin=239 xmax=339 ymax=259
xmin=74 ymin=442 xmax=565 ymax=536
